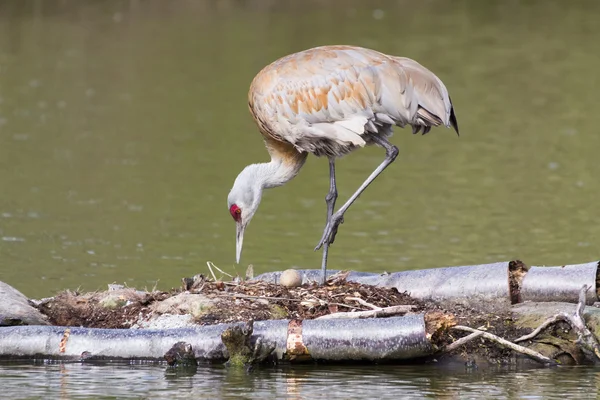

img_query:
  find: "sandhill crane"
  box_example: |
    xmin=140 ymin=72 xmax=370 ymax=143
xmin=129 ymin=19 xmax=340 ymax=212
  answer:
xmin=227 ymin=45 xmax=459 ymax=284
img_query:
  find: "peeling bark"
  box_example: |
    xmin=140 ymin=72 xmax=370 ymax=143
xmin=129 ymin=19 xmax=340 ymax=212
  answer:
xmin=509 ymin=260 xmax=528 ymax=304
xmin=520 ymin=262 xmax=598 ymax=304
xmin=0 ymin=315 xmax=436 ymax=363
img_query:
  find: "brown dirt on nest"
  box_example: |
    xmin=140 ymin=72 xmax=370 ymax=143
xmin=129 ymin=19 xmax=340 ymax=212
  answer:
xmin=194 ymin=273 xmax=425 ymax=325
xmin=37 ymin=289 xmax=170 ymax=329
xmin=35 ymin=272 xmax=425 ymax=329
xmin=34 ymin=271 xmax=534 ymax=364
xmin=425 ymin=302 xmax=531 ymax=364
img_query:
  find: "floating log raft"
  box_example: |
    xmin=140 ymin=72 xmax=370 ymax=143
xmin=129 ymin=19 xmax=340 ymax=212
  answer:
xmin=254 ymin=261 xmax=600 ymax=309
xmin=0 ymin=314 xmax=443 ymax=364
xmin=0 ymin=259 xmax=599 ymax=367
xmin=520 ymin=263 xmax=598 ymax=304
xmin=256 ymin=262 xmax=516 ymax=311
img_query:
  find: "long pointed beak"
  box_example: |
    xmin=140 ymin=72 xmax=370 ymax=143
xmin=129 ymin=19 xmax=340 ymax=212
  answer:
xmin=235 ymin=222 xmax=245 ymax=264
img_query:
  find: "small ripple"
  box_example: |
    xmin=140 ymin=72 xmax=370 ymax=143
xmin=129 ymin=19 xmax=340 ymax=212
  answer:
xmin=2 ymin=236 xmax=25 ymax=242
xmin=12 ymin=133 xmax=30 ymax=141
xmin=372 ymin=8 xmax=385 ymax=19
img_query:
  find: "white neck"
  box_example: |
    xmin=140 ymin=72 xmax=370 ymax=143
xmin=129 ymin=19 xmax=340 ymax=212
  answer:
xmin=228 ymin=153 xmax=308 ymax=218
xmin=255 ymin=158 xmax=305 ymax=189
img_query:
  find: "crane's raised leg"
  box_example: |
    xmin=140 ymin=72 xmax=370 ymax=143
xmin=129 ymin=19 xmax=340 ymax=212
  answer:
xmin=315 ymin=135 xmax=399 ymax=283
xmin=319 ymin=158 xmax=338 ymax=284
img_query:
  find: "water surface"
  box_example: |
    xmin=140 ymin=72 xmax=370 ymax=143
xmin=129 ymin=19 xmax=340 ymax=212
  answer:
xmin=1 ymin=1 xmax=600 ymax=398
xmin=1 ymin=361 xmax=600 ymax=399
xmin=0 ymin=0 xmax=599 ymax=299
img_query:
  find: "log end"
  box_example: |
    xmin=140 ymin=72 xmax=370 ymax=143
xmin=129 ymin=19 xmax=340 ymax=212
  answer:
xmin=425 ymin=312 xmax=457 ymax=345
xmin=509 ymin=260 xmax=528 ymax=304
xmin=164 ymin=341 xmax=198 ymax=367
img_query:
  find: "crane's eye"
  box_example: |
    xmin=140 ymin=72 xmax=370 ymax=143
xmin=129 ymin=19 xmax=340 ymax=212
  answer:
xmin=229 ymin=204 xmax=242 ymax=222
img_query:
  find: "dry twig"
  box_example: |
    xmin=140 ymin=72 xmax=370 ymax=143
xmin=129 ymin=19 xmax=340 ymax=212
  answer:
xmin=440 ymin=331 xmax=484 ymax=353
xmin=570 ymin=285 xmax=600 ymax=362
xmin=206 ymin=262 xmax=218 ymax=282
xmin=345 ymin=297 xmax=381 ymax=310
xmin=209 ymin=261 xmax=234 ymax=278
xmin=514 ymin=285 xmax=600 ymax=363
xmin=206 ymin=261 xmax=233 ymax=281
xmin=222 ymin=293 xmax=357 ymax=310
xmin=514 ymin=315 xmax=564 ymax=343
xmin=452 ymin=325 xmax=557 ymax=365
xmin=315 ymin=305 xmax=416 ymax=320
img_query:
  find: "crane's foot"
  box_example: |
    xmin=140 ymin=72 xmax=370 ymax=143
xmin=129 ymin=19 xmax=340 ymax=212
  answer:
xmin=314 ymin=212 xmax=344 ymax=251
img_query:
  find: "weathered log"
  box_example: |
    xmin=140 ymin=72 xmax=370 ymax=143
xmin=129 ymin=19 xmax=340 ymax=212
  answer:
xmin=164 ymin=341 xmax=198 ymax=367
xmin=3 ymin=258 xmax=600 ymax=366
xmin=256 ymin=260 xmax=600 ymax=311
xmin=0 ymin=323 xmax=232 ymax=361
xmin=255 ymin=262 xmax=515 ymax=311
xmin=0 ymin=314 xmax=436 ymax=362
xmin=515 ymin=285 xmax=600 ymax=364
xmin=221 ymin=320 xmax=276 ymax=369
xmin=0 ymin=281 xmax=49 ymax=326
xmin=301 ymin=314 xmax=434 ymax=361
xmin=512 ymin=298 xmax=600 ymax=364
xmin=520 ymin=262 xmax=598 ymax=304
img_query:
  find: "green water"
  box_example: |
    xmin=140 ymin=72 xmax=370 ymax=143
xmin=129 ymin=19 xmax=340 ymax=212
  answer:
xmin=1 ymin=362 xmax=600 ymax=399
xmin=0 ymin=0 xmax=599 ymax=300
xmin=1 ymin=0 xmax=600 ymax=398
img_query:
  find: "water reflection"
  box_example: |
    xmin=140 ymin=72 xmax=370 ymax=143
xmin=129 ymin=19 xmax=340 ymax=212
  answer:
xmin=1 ymin=361 xmax=599 ymax=399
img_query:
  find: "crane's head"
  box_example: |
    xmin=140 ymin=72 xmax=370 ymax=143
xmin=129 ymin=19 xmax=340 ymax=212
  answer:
xmin=227 ymin=165 xmax=263 ymax=264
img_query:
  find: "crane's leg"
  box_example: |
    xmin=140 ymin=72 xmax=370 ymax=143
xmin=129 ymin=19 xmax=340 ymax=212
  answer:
xmin=319 ymin=158 xmax=338 ymax=284
xmin=315 ymin=136 xmax=399 ymax=261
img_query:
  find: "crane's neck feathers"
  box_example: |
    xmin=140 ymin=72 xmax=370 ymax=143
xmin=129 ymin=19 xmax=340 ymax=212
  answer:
xmin=228 ymin=145 xmax=307 ymax=220
xmin=259 ymin=157 xmax=305 ymax=188
xmin=234 ymin=155 xmax=306 ymax=196
xmin=239 ymin=138 xmax=307 ymax=191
